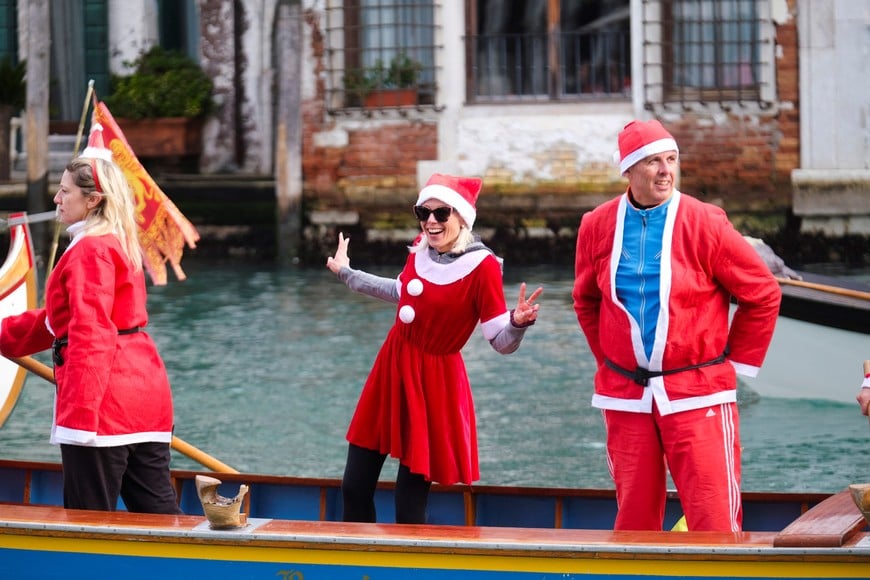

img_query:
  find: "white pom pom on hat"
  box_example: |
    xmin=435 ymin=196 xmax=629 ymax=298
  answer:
xmin=615 ymin=119 xmax=678 ymax=174
xmin=415 ymin=173 xmax=483 ymax=229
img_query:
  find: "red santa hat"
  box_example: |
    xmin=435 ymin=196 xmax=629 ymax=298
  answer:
xmin=79 ymin=122 xmax=113 ymax=192
xmin=415 ymin=173 xmax=482 ymax=228
xmin=616 ymin=119 xmax=679 ymax=174
xmin=80 ymin=122 xmax=113 ymax=162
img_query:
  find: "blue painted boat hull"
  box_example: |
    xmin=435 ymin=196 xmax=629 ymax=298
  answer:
xmin=1 ymin=460 xmax=868 ymax=580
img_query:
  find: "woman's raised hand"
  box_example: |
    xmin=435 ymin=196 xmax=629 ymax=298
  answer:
xmin=513 ymin=282 xmax=543 ymax=326
xmin=326 ymin=232 xmax=350 ymax=274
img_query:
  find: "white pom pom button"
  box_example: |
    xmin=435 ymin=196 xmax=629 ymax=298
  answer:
xmin=407 ymin=278 xmax=424 ymax=296
xmin=399 ymin=305 xmax=416 ymax=323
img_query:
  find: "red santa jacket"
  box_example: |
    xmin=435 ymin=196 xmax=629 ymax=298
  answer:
xmin=0 ymin=232 xmax=174 ymax=446
xmin=572 ymin=191 xmax=781 ymax=415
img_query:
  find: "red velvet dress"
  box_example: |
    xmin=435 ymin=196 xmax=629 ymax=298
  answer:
xmin=346 ymin=248 xmax=509 ymax=485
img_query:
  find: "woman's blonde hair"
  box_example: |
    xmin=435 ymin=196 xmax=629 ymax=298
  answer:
xmin=410 ymin=225 xmax=475 ymax=255
xmin=66 ymin=156 xmax=142 ymax=271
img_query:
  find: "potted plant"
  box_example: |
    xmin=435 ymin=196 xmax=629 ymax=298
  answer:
xmin=344 ymin=52 xmax=422 ymax=108
xmin=103 ymin=46 xmax=215 ymax=162
xmin=0 ymin=57 xmax=25 ymax=181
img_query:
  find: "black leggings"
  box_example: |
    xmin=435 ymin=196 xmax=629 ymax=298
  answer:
xmin=341 ymin=443 xmax=432 ymax=524
xmin=60 ymin=442 xmax=182 ymax=514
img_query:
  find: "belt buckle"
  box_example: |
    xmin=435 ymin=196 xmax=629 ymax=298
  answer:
xmin=633 ymin=367 xmax=651 ymax=387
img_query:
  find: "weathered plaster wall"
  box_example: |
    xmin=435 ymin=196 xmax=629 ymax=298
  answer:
xmin=198 ymin=0 xmax=240 ymax=173
xmin=792 ymin=0 xmax=870 ymax=235
xmin=451 ymin=105 xmax=631 ymax=192
xmin=107 ymin=0 xmax=158 ymax=74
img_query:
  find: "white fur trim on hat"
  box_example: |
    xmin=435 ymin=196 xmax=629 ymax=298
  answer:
xmin=80 ymin=146 xmax=113 ymax=162
xmin=618 ymin=137 xmax=678 ymax=174
xmin=416 ymin=183 xmax=477 ymax=228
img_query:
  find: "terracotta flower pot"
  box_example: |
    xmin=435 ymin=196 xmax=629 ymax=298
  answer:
xmin=115 ymin=117 xmax=204 ymax=158
xmin=363 ymin=88 xmax=417 ymax=108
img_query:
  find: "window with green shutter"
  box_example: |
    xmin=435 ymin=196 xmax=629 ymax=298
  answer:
xmin=0 ymin=0 xmax=19 ymax=61
xmin=83 ymin=0 xmax=109 ymax=99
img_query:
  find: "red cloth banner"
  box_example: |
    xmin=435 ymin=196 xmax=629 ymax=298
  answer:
xmin=91 ymin=101 xmax=199 ymax=285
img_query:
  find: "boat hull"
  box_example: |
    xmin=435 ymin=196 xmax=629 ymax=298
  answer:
xmin=1 ymin=504 xmax=868 ymax=580
xmin=739 ymin=270 xmax=869 ymax=404
xmin=0 ymin=460 xmax=868 ymax=579
xmin=741 ymin=315 xmax=868 ymax=404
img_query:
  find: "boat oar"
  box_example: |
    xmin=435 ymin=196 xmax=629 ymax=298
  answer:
xmin=7 ymin=355 xmax=238 ymax=474
xmin=0 ymin=210 xmax=59 ymax=231
xmin=775 ymin=277 xmax=870 ymax=302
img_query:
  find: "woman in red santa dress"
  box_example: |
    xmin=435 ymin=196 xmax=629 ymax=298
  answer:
xmin=326 ymin=173 xmax=543 ymax=523
xmin=0 ymin=146 xmax=181 ymax=514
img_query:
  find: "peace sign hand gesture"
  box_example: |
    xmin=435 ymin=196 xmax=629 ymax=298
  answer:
xmin=512 ymin=282 xmax=543 ymax=327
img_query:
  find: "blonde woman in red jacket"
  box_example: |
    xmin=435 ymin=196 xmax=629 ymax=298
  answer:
xmin=0 ymin=149 xmax=180 ymax=514
xmin=573 ymin=120 xmax=781 ymax=532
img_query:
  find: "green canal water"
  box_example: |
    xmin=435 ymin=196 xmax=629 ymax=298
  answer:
xmin=1 ymin=260 xmax=867 ymax=493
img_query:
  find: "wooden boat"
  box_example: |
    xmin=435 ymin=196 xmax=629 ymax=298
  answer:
xmin=0 ymin=459 xmax=868 ymax=579
xmin=0 ymin=216 xmax=867 ymax=577
xmin=0 ymin=213 xmax=37 ymax=427
xmin=777 ymin=270 xmax=870 ymax=335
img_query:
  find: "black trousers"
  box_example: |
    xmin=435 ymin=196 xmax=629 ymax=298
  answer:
xmin=60 ymin=442 xmax=182 ymax=514
xmin=341 ymin=443 xmax=431 ymax=524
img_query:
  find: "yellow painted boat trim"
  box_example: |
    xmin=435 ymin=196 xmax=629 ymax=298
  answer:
xmin=2 ymin=533 xmax=868 ymax=578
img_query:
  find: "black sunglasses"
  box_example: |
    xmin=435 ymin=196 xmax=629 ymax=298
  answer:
xmin=413 ymin=205 xmax=453 ymax=222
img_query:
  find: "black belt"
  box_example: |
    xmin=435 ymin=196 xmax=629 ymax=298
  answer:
xmin=604 ymin=350 xmax=729 ymax=387
xmin=52 ymin=327 xmax=140 ymax=367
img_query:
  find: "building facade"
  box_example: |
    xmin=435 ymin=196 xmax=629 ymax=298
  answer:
xmin=5 ymin=0 xmax=868 ymax=262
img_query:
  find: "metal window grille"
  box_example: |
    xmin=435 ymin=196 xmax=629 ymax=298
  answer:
xmin=467 ymin=1 xmax=631 ymax=103
xmin=324 ymin=0 xmax=440 ymax=113
xmin=643 ymin=0 xmax=775 ymax=110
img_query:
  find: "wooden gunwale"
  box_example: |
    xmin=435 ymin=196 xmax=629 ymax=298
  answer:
xmin=1 ymin=459 xmax=829 ymax=524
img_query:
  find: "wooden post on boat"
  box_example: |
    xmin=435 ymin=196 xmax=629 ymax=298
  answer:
xmin=7 ymin=355 xmax=239 ymax=473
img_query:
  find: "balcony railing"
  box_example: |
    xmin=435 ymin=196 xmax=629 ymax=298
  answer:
xmin=467 ymin=29 xmax=631 ymax=102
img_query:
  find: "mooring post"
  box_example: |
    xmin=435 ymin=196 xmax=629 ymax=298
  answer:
xmin=274 ymin=0 xmax=303 ymax=266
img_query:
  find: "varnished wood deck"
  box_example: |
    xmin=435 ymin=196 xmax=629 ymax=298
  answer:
xmin=1 ymin=502 xmax=867 ymax=559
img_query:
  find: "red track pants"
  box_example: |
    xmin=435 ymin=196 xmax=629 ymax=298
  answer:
xmin=603 ymin=402 xmax=742 ymax=531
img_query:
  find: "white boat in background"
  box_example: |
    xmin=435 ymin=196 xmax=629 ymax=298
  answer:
xmin=741 ymin=314 xmax=867 ymax=404
xmin=740 ymin=270 xmax=870 ymax=405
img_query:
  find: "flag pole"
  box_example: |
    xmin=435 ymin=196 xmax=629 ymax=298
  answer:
xmin=43 ymin=80 xmax=95 ymax=300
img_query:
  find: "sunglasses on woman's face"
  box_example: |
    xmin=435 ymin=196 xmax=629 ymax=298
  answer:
xmin=413 ymin=205 xmax=453 ymax=222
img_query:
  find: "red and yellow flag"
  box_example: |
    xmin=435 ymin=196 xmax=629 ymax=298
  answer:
xmin=90 ymin=100 xmax=199 ymax=285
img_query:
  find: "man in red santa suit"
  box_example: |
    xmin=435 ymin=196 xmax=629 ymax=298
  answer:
xmin=572 ymin=119 xmax=781 ymax=531
xmin=327 ymin=173 xmax=542 ymax=524
xmin=0 ymin=130 xmax=181 ymax=514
